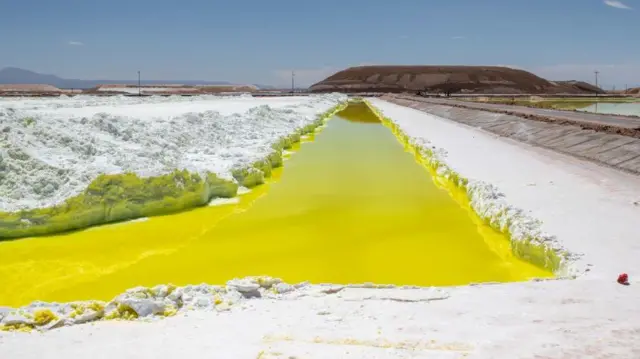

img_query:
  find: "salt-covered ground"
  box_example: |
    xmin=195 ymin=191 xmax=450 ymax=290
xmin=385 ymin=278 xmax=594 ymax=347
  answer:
xmin=0 ymin=94 xmax=346 ymax=211
xmin=2 ymin=98 xmax=640 ymax=358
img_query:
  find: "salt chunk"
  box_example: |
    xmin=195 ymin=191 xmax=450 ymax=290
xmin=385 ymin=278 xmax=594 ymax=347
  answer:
xmin=119 ymin=299 xmax=165 ymax=317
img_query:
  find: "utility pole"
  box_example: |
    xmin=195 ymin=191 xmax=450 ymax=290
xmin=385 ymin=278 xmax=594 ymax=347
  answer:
xmin=594 ymin=70 xmax=599 ymax=97
xmin=291 ymin=70 xmax=295 ymax=94
xmin=138 ymin=71 xmax=141 ymax=96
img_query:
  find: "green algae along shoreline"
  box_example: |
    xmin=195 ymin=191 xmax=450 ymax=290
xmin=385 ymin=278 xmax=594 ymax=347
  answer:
xmin=0 ymin=102 xmax=349 ymax=240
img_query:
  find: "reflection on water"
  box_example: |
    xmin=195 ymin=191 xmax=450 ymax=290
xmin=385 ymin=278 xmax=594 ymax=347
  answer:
xmin=0 ymin=104 xmax=552 ymax=307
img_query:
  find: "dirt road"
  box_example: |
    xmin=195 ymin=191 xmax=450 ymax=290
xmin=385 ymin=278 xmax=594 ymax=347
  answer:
xmin=400 ymin=96 xmax=640 ymax=129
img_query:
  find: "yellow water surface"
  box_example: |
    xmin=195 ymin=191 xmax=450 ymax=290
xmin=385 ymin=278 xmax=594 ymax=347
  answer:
xmin=0 ymin=104 xmax=551 ymax=307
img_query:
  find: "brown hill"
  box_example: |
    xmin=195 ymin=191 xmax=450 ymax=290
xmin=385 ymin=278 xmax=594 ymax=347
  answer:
xmin=309 ymin=66 xmax=604 ymax=95
xmin=625 ymin=87 xmax=640 ymax=95
xmin=554 ymin=80 xmax=605 ymax=94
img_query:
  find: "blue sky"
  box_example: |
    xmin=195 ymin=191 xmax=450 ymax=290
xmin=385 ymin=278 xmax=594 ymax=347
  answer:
xmin=1 ymin=0 xmax=638 ymax=88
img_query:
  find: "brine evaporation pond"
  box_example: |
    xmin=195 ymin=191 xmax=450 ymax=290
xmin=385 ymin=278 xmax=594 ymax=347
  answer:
xmin=0 ymin=103 xmax=551 ymax=306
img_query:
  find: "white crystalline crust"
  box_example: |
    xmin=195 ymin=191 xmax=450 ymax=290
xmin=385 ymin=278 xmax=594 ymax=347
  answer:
xmin=0 ymin=94 xmax=347 ymax=212
xmin=0 ymin=276 xmax=445 ymax=332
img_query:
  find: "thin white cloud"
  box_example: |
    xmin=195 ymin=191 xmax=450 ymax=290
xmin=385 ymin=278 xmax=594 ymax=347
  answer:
xmin=604 ymin=0 xmax=632 ymax=9
xmin=68 ymin=41 xmax=84 ymax=46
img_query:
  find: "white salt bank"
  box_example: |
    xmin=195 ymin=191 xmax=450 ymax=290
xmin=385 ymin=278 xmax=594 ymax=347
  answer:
xmin=0 ymin=94 xmax=346 ymax=212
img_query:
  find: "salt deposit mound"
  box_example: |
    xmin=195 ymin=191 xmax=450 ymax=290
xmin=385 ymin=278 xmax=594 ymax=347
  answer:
xmin=0 ymin=94 xmax=346 ymax=213
xmin=310 ymin=65 xmax=600 ymax=94
xmin=0 ymin=94 xmax=349 ymax=238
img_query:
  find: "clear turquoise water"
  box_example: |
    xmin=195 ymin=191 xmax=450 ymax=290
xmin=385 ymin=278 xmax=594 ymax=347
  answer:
xmin=581 ymin=103 xmax=640 ymax=116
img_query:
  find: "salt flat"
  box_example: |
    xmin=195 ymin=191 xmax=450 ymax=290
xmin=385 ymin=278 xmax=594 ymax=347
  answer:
xmin=1 ymin=98 xmax=639 ymax=358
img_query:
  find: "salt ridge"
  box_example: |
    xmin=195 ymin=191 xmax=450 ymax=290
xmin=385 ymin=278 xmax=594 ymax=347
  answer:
xmin=0 ymin=276 xmax=448 ymax=332
xmin=0 ymin=94 xmax=347 ymax=212
xmin=365 ymin=100 xmax=574 ymax=274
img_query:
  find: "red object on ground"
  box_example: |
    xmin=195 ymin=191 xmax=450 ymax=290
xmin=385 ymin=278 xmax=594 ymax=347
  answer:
xmin=617 ymin=273 xmax=629 ymax=285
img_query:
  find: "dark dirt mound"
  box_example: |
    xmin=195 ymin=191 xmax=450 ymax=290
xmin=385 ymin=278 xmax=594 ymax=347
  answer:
xmin=309 ymin=66 xmax=603 ymax=95
xmin=625 ymin=87 xmax=640 ymax=95
xmin=554 ymin=81 xmax=605 ymax=94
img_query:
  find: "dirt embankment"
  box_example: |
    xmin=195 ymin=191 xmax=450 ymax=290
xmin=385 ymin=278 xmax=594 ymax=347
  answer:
xmin=625 ymin=87 xmax=640 ymax=96
xmin=553 ymin=81 xmax=604 ymax=94
xmin=310 ymin=66 xmax=605 ymax=95
xmin=0 ymin=84 xmax=78 ymax=96
xmin=387 ymin=94 xmax=640 ymax=139
xmin=84 ymin=84 xmax=258 ymax=95
xmin=0 ymin=84 xmax=258 ymax=97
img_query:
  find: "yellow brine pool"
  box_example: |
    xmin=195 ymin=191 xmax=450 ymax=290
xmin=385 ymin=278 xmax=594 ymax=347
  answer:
xmin=0 ymin=103 xmax=551 ymax=307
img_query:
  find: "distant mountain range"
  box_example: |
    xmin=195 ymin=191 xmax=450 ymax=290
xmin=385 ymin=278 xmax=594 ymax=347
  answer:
xmin=0 ymin=67 xmax=276 ymax=89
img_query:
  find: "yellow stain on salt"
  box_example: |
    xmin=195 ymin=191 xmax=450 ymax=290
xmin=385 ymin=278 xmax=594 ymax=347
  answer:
xmin=0 ymin=104 xmax=551 ymax=307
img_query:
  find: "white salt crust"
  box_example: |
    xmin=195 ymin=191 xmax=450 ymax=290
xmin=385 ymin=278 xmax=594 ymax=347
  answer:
xmin=0 ymin=94 xmax=347 ymax=212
